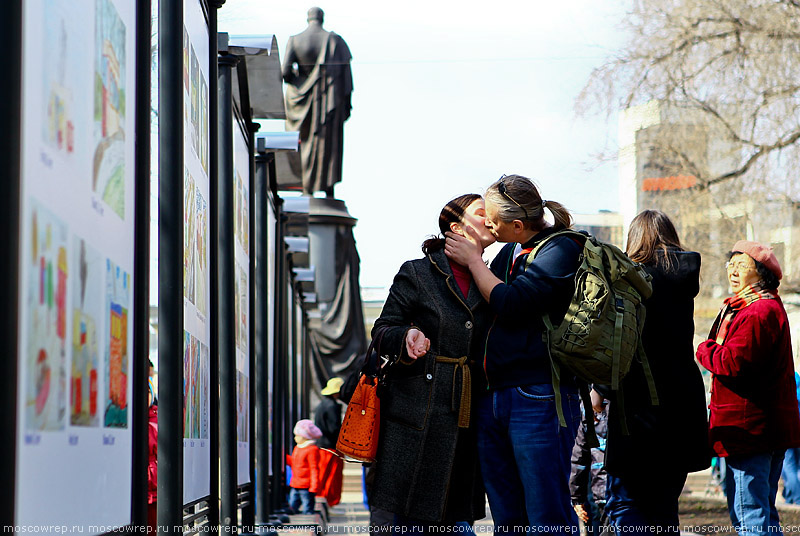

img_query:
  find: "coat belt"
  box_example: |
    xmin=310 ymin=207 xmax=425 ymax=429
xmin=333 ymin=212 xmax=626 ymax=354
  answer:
xmin=435 ymin=355 xmax=471 ymax=429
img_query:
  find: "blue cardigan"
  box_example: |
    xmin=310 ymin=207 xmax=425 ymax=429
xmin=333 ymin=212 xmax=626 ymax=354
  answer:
xmin=485 ymin=227 xmax=582 ymax=389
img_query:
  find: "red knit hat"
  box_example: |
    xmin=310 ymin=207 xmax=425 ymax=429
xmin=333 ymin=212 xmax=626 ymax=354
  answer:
xmin=731 ymin=240 xmax=782 ymax=280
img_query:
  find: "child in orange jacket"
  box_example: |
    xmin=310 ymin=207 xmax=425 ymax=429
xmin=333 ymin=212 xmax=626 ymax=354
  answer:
xmin=288 ymin=419 xmax=322 ymax=514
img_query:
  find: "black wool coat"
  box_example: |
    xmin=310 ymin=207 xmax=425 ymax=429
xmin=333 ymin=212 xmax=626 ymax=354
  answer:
xmin=601 ymin=250 xmax=710 ymax=477
xmin=314 ymin=396 xmax=342 ymax=450
xmin=370 ymin=248 xmax=491 ymax=523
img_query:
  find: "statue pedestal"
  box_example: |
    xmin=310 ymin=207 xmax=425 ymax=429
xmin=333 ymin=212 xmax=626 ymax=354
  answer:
xmin=308 ymin=197 xmax=357 ymax=311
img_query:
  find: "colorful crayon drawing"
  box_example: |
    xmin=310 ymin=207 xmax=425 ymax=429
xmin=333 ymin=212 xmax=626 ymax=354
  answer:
xmin=234 ymin=264 xmax=248 ymax=353
xmin=104 ymin=260 xmax=130 ymax=428
xmin=42 ymin=1 xmax=77 ymax=156
xmin=183 ymin=333 xmax=209 ymax=439
xmin=183 ymin=27 xmax=191 ymax=135
xmin=200 ymin=71 xmax=208 ymax=174
xmin=234 ymin=170 xmax=249 ymax=253
xmin=70 ymin=238 xmax=101 ymax=427
xmin=183 ymin=26 xmax=189 ymax=93
xmin=190 ymin=44 xmax=199 ymax=158
xmin=236 ymin=371 xmax=249 ymax=443
xmin=92 ymin=0 xmax=126 ymax=219
xmin=183 ymin=169 xmax=196 ymax=303
xmin=25 ymin=201 xmax=69 ymax=431
xmin=194 ymin=188 xmax=208 ymax=316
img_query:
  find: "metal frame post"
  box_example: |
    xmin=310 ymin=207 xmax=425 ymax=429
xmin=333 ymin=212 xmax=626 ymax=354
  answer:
xmin=157 ymin=0 xmax=184 ymax=532
xmin=217 ymin=48 xmax=238 ymax=529
xmin=131 ymin=0 xmax=152 ymax=528
xmin=254 ymin=152 xmax=271 ymax=524
xmin=0 ymin=0 xmax=22 ymax=526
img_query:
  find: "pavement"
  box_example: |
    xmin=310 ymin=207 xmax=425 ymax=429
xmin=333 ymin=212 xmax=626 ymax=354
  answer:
xmin=274 ymin=465 xmax=800 ymax=535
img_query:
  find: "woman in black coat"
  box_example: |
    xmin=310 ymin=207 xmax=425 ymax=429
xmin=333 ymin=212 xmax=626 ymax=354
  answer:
xmin=370 ymin=194 xmax=496 ymax=531
xmin=594 ymin=210 xmax=710 ymax=533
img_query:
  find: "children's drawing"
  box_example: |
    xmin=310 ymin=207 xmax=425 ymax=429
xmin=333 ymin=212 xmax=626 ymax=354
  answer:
xmin=25 ymin=201 xmax=69 ymax=431
xmin=183 ymin=333 xmax=209 ymax=440
xmin=70 ymin=237 xmax=101 ymax=427
xmin=92 ymin=0 xmax=126 ymax=219
xmin=200 ymin=71 xmax=208 ymax=174
xmin=237 ymin=371 xmax=249 ymax=443
xmin=103 ymin=259 xmax=130 ymax=428
xmin=194 ymin=188 xmax=208 ymax=316
xmin=235 ymin=264 xmax=248 ymax=353
xmin=190 ymin=45 xmax=199 ymax=158
xmin=183 ymin=169 xmax=196 ymax=303
xmin=42 ymin=1 xmax=77 ymax=156
xmin=234 ymin=170 xmax=249 ymax=253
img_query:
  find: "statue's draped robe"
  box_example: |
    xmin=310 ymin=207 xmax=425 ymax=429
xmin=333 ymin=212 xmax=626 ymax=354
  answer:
xmin=284 ymin=32 xmax=353 ymax=195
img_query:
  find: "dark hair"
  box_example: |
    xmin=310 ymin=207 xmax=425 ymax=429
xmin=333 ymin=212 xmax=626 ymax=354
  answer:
xmin=728 ymin=251 xmax=780 ymax=290
xmin=626 ymin=210 xmax=683 ymax=269
xmin=484 ymin=174 xmax=572 ymax=231
xmin=422 ymin=194 xmax=482 ymax=254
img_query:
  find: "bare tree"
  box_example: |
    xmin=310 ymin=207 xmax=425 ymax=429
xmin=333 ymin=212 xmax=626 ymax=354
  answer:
xmin=580 ymin=0 xmax=800 ymax=197
xmin=579 ymin=0 xmax=800 ymax=319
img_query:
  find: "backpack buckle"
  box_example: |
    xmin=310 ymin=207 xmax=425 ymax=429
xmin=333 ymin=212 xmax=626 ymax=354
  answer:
xmin=615 ymin=298 xmax=625 ymax=311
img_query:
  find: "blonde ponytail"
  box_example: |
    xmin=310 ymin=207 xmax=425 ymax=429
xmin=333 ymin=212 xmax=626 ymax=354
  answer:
xmin=544 ymin=200 xmax=572 ymax=231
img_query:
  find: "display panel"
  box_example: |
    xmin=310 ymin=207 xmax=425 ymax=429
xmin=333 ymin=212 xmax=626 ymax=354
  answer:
xmin=182 ymin=0 xmax=211 ymax=505
xmin=16 ymin=0 xmax=138 ymax=529
xmin=266 ymin=199 xmax=276 ymax=476
xmin=233 ymin=122 xmax=251 ymax=485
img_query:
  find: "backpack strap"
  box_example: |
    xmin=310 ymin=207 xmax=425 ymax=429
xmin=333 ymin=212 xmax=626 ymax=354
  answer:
xmin=532 ymin=229 xmax=587 ymax=431
xmin=612 ymin=296 xmax=624 ymax=391
xmin=525 ymin=229 xmax=587 ymax=269
xmin=578 ymin=382 xmax=600 ymax=449
xmin=541 ymin=314 xmax=566 ymax=429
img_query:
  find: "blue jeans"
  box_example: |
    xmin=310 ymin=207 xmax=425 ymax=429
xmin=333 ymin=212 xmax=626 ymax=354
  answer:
xmin=781 ymin=448 xmax=800 ymax=504
xmin=725 ymin=451 xmax=786 ymax=536
xmin=605 ymin=471 xmax=686 ymax=535
xmin=289 ymin=487 xmax=315 ymax=514
xmin=391 ymin=515 xmax=474 ymax=536
xmin=477 ymin=384 xmax=581 ymax=533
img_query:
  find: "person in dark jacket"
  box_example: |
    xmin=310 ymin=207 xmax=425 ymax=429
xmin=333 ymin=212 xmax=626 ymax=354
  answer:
xmin=444 ymin=175 xmax=583 ymax=531
xmin=371 ymin=193 xmax=496 ymax=533
xmin=314 ymin=377 xmax=344 ymax=507
xmin=593 ymin=210 xmax=710 ymax=534
xmin=697 ymin=240 xmax=800 ymax=535
xmin=569 ymin=399 xmax=608 ymax=534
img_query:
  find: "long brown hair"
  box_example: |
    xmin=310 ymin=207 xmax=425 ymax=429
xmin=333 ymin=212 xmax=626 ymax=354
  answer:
xmin=421 ymin=194 xmax=482 ymax=254
xmin=626 ymin=210 xmax=683 ymax=269
xmin=484 ymin=174 xmax=572 ymax=231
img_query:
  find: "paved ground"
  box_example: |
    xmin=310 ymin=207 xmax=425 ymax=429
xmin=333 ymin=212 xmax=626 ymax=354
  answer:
xmin=315 ymin=465 xmax=800 ymax=535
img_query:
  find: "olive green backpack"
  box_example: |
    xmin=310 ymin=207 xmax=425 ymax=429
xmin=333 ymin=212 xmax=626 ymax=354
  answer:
xmin=526 ymin=230 xmax=658 ymax=440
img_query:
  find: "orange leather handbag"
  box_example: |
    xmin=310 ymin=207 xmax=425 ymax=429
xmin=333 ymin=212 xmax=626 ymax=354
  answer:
xmin=336 ymin=329 xmax=387 ymax=463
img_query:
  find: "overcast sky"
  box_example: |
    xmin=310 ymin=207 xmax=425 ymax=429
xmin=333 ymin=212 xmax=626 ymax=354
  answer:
xmin=218 ymin=1 xmax=631 ymax=288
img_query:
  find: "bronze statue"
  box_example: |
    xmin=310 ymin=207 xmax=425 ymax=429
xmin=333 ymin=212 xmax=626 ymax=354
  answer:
xmin=283 ymin=7 xmax=353 ymax=197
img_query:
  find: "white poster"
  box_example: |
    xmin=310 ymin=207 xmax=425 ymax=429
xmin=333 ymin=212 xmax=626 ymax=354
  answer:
xmin=16 ymin=0 xmax=137 ymax=530
xmin=233 ymin=123 xmax=251 ymax=485
xmin=266 ymin=199 xmax=277 ymax=476
xmin=182 ymin=0 xmax=212 ymax=505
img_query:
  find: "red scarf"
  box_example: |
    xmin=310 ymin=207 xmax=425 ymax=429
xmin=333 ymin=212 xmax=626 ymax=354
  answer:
xmin=710 ymin=284 xmax=778 ymax=343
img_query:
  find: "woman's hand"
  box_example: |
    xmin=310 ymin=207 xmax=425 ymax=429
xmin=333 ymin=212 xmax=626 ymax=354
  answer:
xmin=444 ymin=228 xmax=483 ymax=267
xmin=573 ymin=503 xmax=590 ymax=523
xmin=405 ymin=328 xmax=430 ymax=360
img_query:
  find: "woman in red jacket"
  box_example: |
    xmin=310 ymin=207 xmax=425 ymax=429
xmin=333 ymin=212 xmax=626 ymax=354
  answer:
xmin=697 ymin=240 xmax=800 ymax=536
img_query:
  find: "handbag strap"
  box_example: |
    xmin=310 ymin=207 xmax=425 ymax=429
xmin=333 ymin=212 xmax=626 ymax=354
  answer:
xmin=319 ymin=447 xmax=367 ymax=464
xmin=362 ymin=326 xmax=389 ymax=376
